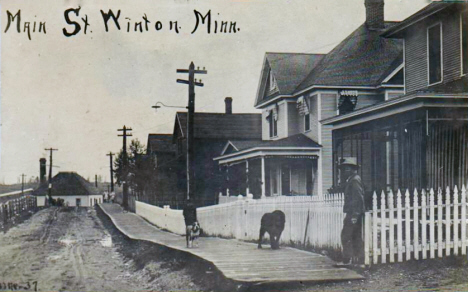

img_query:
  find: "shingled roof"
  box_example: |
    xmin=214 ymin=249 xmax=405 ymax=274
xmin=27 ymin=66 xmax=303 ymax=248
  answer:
xmin=147 ymin=134 xmax=176 ymax=154
xmin=295 ymin=22 xmax=402 ymax=92
xmin=256 ymin=21 xmax=403 ymax=107
xmin=174 ymin=112 xmax=262 ymax=140
xmin=34 ymin=172 xmax=99 ymax=197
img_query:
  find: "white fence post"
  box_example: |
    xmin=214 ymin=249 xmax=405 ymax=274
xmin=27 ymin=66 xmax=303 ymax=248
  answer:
xmin=396 ymin=189 xmax=403 ymax=262
xmin=429 ymin=188 xmax=435 ymax=259
xmin=405 ymin=189 xmax=411 ymax=261
xmin=388 ymin=190 xmax=395 ymax=263
xmin=413 ymin=189 xmax=419 ymax=260
xmin=372 ymin=191 xmax=378 ymax=265
xmin=364 ymin=211 xmax=371 ymax=266
xmin=454 ymin=186 xmax=459 ymax=256
xmin=380 ymin=190 xmax=387 ymax=264
xmin=445 ymin=186 xmax=451 ymax=256
xmin=462 ymin=185 xmax=467 ymax=255
xmin=437 ymin=188 xmax=443 ymax=258
xmin=422 ymin=189 xmax=427 ymax=259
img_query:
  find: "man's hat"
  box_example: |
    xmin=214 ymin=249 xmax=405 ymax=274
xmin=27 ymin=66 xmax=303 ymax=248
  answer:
xmin=339 ymin=157 xmax=359 ymax=168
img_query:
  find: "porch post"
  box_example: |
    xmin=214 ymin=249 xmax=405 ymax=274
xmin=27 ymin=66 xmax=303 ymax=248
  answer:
xmin=226 ymin=166 xmax=230 ymax=197
xmin=261 ymin=157 xmax=266 ymax=198
xmin=246 ymin=160 xmax=250 ymax=195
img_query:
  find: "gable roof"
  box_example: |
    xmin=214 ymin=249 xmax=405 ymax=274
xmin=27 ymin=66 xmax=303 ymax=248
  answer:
xmin=174 ymin=112 xmax=262 ymax=140
xmin=34 ymin=172 xmax=99 ymax=197
xmin=294 ymin=22 xmax=403 ymax=93
xmin=255 ymin=53 xmax=325 ymax=107
xmin=147 ymin=134 xmax=176 ymax=154
xmin=382 ymin=3 xmax=456 ymax=38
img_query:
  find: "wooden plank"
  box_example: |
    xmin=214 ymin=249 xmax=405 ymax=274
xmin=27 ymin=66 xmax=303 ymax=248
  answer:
xmin=380 ymin=191 xmax=387 ymax=264
xmin=396 ymin=189 xmax=403 ymax=262
xmin=388 ymin=190 xmax=395 ymax=263
xmin=462 ymin=185 xmax=467 ymax=255
xmin=373 ymin=192 xmax=378 ymax=264
xmin=445 ymin=186 xmax=451 ymax=256
xmin=429 ymin=188 xmax=435 ymax=259
xmin=437 ymin=188 xmax=443 ymax=258
xmin=454 ymin=186 xmax=459 ymax=256
xmin=421 ymin=190 xmax=427 ymax=259
xmin=405 ymin=189 xmax=411 ymax=261
xmin=99 ymin=203 xmax=364 ymax=283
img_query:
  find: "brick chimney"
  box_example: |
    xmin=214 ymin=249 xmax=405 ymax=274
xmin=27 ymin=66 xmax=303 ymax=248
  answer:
xmin=40 ymin=158 xmax=46 ymax=184
xmin=365 ymin=0 xmax=385 ymax=30
xmin=225 ymin=97 xmax=233 ymax=114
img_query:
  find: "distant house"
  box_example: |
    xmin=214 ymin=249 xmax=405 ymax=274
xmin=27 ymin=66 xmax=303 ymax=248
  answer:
xmin=214 ymin=0 xmax=404 ymax=198
xmin=141 ymin=134 xmax=180 ymax=206
xmin=142 ymin=98 xmax=262 ymax=207
xmin=323 ymin=3 xmax=468 ymax=195
xmin=34 ymin=172 xmax=103 ymax=207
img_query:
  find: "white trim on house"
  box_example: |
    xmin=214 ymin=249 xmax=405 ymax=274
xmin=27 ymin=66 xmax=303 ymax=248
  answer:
xmin=427 ymin=21 xmax=444 ymax=86
xmin=382 ymin=63 xmax=404 ymax=84
xmin=220 ymin=141 xmax=239 ymax=156
xmin=215 ymin=149 xmax=320 ymax=165
xmin=461 ymin=10 xmax=467 ymax=77
xmin=321 ymin=93 xmax=468 ymax=129
xmin=385 ymin=89 xmax=405 ymax=101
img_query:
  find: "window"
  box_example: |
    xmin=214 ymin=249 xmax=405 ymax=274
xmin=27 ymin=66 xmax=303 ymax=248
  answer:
xmin=268 ymin=111 xmax=278 ymax=138
xmin=304 ymin=113 xmax=310 ymax=131
xmin=269 ymin=70 xmax=277 ymax=92
xmin=428 ymin=23 xmax=442 ymax=85
xmin=462 ymin=11 xmax=468 ymax=75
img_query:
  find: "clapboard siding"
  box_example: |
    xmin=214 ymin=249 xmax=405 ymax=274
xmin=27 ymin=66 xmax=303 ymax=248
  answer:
xmin=304 ymin=94 xmax=319 ymax=143
xmin=405 ymin=10 xmax=463 ymax=94
xmin=320 ymin=93 xmax=338 ymax=194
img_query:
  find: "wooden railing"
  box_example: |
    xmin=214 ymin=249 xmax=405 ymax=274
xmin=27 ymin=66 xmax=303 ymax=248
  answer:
xmin=364 ymin=185 xmax=468 ymax=265
xmin=0 ymin=194 xmax=38 ymax=229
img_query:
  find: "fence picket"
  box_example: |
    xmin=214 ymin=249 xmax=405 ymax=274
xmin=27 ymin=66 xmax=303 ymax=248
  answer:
xmin=454 ymin=186 xmax=459 ymax=256
xmin=396 ymin=189 xmax=403 ymax=262
xmin=388 ymin=190 xmax=395 ymax=263
xmin=462 ymin=185 xmax=467 ymax=255
xmin=413 ymin=189 xmax=419 ymax=260
xmin=445 ymin=186 xmax=451 ymax=256
xmin=373 ymin=192 xmax=378 ymax=265
xmin=429 ymin=188 xmax=435 ymax=259
xmin=437 ymin=188 xmax=443 ymax=258
xmin=421 ymin=190 xmax=427 ymax=259
xmin=405 ymin=189 xmax=411 ymax=261
xmin=380 ymin=190 xmax=387 ymax=264
xmin=364 ymin=211 xmax=371 ymax=266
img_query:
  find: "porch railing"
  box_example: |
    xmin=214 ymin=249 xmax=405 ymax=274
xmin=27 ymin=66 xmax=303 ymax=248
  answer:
xmin=364 ymin=185 xmax=468 ymax=265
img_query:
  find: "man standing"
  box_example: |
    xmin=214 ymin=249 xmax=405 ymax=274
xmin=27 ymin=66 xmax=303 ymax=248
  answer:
xmin=337 ymin=157 xmax=365 ymax=266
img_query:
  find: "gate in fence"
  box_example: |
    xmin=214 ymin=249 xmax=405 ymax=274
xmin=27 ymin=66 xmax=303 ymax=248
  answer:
xmin=364 ymin=185 xmax=468 ymax=265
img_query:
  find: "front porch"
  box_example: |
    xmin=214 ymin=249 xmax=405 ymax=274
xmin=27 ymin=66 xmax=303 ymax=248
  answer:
xmin=214 ymin=134 xmax=322 ymax=199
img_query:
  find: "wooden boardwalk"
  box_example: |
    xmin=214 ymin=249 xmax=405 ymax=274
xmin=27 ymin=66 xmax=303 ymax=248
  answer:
xmin=99 ymin=203 xmax=363 ymax=284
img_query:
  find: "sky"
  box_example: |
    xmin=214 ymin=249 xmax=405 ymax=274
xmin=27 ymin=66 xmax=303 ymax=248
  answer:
xmin=0 ymin=0 xmax=430 ymax=184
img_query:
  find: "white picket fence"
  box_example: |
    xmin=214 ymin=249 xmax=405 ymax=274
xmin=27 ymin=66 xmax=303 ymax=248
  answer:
xmin=135 ymin=194 xmax=345 ymax=250
xmin=364 ymin=185 xmax=468 ymax=265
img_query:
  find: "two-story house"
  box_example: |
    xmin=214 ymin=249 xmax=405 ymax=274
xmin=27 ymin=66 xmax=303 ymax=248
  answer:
xmin=214 ymin=0 xmax=405 ymax=197
xmin=322 ymin=3 xmax=468 ymax=198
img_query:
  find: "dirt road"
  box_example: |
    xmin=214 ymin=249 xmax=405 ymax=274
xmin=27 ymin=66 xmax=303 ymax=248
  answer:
xmin=0 ymin=207 xmax=203 ymax=292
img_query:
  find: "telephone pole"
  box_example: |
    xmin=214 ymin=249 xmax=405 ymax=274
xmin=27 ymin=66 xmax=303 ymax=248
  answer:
xmin=117 ymin=126 xmax=132 ymax=209
xmin=106 ymin=152 xmax=115 ymax=193
xmin=176 ymin=62 xmax=207 ymax=201
xmin=21 ymin=174 xmax=26 ymax=193
xmin=45 ymin=148 xmax=58 ymax=204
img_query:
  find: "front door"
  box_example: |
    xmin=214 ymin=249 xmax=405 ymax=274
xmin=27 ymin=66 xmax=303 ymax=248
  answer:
xmin=76 ymin=198 xmax=81 ymax=207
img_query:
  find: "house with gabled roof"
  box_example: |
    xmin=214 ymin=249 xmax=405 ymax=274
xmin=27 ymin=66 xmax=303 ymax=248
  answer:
xmin=214 ymin=0 xmax=405 ymax=198
xmin=141 ymin=98 xmax=262 ymax=207
xmin=322 ymin=2 xmax=468 ymax=197
xmin=34 ymin=172 xmax=103 ymax=207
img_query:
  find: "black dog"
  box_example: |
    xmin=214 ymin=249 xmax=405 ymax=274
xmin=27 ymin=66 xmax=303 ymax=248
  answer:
xmin=258 ymin=210 xmax=285 ymax=250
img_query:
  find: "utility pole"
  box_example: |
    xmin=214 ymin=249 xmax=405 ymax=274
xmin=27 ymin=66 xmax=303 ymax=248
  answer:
xmin=177 ymin=62 xmax=207 ymax=201
xmin=45 ymin=148 xmax=58 ymax=204
xmin=117 ymin=126 xmax=132 ymax=209
xmin=21 ymin=174 xmax=26 ymax=193
xmin=106 ymin=152 xmax=115 ymax=193
xmin=95 ymin=175 xmax=98 ymax=188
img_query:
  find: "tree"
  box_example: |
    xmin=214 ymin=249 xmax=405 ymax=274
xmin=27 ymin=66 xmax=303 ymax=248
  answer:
xmin=114 ymin=139 xmax=155 ymax=195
